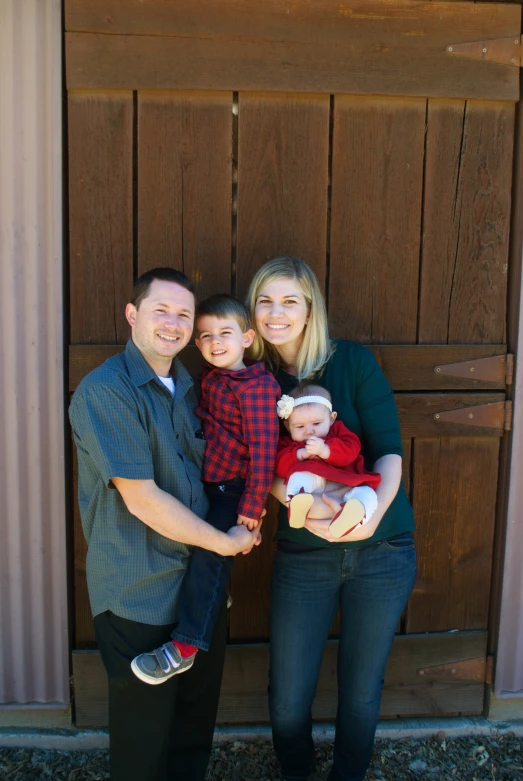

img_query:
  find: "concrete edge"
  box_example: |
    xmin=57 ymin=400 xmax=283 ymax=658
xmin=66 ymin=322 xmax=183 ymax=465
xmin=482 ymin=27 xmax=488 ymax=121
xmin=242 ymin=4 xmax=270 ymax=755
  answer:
xmin=0 ymin=718 xmax=522 ymax=750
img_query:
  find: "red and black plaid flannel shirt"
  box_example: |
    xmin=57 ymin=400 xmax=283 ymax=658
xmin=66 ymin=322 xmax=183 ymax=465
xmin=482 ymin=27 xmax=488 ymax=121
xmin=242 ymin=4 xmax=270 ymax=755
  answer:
xmin=197 ymin=362 xmax=281 ymax=522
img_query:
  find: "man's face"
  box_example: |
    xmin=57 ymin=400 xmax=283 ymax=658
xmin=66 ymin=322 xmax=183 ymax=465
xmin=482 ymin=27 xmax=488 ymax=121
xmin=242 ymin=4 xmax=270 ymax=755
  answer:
xmin=125 ymin=279 xmax=195 ymax=372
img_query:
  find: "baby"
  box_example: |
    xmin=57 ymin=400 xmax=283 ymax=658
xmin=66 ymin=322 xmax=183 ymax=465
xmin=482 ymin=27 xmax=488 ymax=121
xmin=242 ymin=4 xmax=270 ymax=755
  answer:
xmin=276 ymin=385 xmax=381 ymax=537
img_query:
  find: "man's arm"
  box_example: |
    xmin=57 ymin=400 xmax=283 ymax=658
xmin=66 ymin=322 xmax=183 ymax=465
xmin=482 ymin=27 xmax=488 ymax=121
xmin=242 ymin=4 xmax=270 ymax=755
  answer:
xmin=112 ymin=477 xmax=259 ymax=556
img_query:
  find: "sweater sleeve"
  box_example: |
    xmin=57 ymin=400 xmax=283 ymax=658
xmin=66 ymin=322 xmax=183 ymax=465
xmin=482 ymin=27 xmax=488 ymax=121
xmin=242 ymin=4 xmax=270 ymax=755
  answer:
xmin=275 ymin=437 xmax=302 ymax=478
xmin=324 ymin=422 xmax=362 ymax=467
xmin=353 ymin=346 xmax=403 ymax=463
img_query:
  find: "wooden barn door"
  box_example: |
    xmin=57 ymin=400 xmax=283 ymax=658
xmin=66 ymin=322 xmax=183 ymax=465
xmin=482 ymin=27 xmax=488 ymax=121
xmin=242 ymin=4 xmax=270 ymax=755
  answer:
xmin=65 ymin=0 xmax=520 ymax=725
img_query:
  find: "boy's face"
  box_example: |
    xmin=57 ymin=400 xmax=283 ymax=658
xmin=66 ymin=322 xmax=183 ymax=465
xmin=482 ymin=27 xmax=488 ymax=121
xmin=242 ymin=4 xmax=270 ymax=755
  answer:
xmin=285 ymin=402 xmax=336 ymax=442
xmin=195 ymin=315 xmax=255 ymax=371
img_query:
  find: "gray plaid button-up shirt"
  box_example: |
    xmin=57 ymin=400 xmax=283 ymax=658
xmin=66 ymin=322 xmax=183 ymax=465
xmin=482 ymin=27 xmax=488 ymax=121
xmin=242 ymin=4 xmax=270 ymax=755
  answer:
xmin=69 ymin=339 xmax=209 ymax=625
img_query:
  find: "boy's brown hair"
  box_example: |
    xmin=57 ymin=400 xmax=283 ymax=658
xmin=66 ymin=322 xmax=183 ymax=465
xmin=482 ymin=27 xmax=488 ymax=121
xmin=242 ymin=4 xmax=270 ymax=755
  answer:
xmin=195 ymin=294 xmax=251 ymax=333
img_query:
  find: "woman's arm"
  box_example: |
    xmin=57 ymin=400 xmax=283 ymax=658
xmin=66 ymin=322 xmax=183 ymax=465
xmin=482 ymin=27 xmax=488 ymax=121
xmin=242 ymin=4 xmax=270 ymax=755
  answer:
xmin=270 ymin=454 xmax=402 ymax=543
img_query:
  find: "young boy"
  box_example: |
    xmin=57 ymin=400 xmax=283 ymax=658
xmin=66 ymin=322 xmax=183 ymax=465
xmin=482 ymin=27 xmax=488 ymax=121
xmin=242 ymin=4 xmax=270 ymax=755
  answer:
xmin=131 ymin=294 xmax=280 ymax=684
xmin=276 ymin=384 xmax=381 ymax=536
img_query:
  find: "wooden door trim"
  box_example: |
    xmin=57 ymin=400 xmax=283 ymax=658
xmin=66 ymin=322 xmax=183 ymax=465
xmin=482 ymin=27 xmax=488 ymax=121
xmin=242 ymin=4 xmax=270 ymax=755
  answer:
xmin=69 ymin=343 xmax=510 ymax=392
xmin=72 ymin=631 xmax=488 ymax=727
xmin=64 ymin=1 xmax=520 ymax=100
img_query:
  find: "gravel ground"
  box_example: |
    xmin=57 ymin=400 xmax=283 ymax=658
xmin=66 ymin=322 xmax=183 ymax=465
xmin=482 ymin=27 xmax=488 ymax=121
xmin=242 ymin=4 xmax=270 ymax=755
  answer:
xmin=0 ymin=734 xmax=522 ymax=780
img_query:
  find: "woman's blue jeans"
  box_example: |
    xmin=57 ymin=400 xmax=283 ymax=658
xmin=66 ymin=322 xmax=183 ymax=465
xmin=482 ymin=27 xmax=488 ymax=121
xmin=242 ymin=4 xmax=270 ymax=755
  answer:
xmin=269 ymin=533 xmax=417 ymax=781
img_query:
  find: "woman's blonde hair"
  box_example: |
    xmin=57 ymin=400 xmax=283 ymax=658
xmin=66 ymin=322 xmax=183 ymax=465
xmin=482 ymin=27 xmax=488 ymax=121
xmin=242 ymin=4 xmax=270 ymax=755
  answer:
xmin=246 ymin=257 xmax=333 ymax=381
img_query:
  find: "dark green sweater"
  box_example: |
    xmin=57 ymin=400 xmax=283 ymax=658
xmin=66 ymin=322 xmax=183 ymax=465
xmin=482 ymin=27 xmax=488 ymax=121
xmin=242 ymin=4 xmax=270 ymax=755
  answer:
xmin=275 ymin=339 xmax=415 ymax=548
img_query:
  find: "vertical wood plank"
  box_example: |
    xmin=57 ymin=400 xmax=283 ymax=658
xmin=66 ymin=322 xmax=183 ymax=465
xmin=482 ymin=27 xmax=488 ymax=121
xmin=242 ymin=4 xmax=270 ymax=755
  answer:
xmin=402 ymin=438 xmax=412 ymax=498
xmin=236 ymin=93 xmax=329 ymax=298
xmin=329 ymin=96 xmax=425 ymax=344
xmin=419 ymin=100 xmax=514 ymax=344
xmin=407 ymin=437 xmax=500 ymax=633
xmin=138 ymin=92 xmax=232 ymax=300
xmin=229 ymin=498 xmax=279 ymax=642
xmin=69 ymin=92 xmax=133 ymax=343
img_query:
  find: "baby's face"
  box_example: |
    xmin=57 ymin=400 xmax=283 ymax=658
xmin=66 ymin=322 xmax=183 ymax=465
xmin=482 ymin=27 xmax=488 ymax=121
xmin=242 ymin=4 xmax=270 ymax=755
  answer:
xmin=286 ymin=403 xmax=336 ymax=442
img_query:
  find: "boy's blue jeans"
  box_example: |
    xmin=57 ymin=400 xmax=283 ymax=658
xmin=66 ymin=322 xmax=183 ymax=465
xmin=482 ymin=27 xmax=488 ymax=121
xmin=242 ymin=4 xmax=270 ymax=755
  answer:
xmin=269 ymin=532 xmax=417 ymax=781
xmin=172 ymin=479 xmax=245 ymax=652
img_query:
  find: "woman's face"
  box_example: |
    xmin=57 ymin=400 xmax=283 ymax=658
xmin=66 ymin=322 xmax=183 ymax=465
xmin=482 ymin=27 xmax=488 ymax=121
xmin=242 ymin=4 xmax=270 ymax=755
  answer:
xmin=254 ymin=277 xmax=310 ymax=358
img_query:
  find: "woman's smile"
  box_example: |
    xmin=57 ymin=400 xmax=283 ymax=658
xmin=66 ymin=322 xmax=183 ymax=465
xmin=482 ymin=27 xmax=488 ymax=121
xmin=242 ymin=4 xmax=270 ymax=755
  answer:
xmin=254 ymin=278 xmax=309 ymax=356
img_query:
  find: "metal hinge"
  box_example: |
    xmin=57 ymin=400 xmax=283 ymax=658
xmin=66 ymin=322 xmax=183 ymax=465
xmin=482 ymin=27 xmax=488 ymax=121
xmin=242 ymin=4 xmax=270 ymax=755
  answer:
xmin=434 ymin=354 xmax=513 ymax=385
xmin=446 ymin=37 xmax=521 ymax=67
xmin=434 ymin=401 xmax=511 ymax=430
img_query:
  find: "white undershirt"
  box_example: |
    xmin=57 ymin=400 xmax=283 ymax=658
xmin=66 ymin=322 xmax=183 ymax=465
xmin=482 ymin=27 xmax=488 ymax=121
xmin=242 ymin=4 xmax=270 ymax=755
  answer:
xmin=158 ymin=375 xmax=175 ymax=396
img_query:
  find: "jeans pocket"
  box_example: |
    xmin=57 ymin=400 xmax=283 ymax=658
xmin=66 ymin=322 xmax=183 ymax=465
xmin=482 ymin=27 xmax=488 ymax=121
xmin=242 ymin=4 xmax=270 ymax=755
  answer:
xmin=381 ymin=531 xmax=415 ymax=551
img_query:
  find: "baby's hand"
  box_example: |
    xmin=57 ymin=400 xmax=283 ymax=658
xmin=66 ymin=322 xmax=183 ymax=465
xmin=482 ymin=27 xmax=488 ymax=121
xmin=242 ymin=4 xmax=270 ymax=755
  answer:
xmin=305 ymin=437 xmax=330 ymax=459
xmin=297 ymin=447 xmax=310 ymax=461
xmin=237 ymin=513 xmax=257 ymax=531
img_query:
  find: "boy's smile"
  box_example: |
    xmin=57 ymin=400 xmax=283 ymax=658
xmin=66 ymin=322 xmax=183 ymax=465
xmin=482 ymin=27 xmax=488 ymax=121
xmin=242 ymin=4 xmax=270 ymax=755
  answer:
xmin=195 ymin=315 xmax=255 ymax=371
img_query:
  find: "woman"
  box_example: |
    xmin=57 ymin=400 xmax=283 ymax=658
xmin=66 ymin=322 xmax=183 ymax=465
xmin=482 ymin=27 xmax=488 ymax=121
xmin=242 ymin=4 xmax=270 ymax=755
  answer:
xmin=246 ymin=258 xmax=417 ymax=781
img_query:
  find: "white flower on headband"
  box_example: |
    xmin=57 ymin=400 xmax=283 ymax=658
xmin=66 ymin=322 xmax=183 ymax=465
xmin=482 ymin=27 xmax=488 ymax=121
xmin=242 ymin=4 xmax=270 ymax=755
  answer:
xmin=277 ymin=395 xmax=295 ymax=420
xmin=277 ymin=393 xmax=333 ymax=420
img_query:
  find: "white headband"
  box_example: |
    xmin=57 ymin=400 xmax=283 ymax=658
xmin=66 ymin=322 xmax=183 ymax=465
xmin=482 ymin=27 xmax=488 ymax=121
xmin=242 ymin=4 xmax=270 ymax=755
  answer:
xmin=277 ymin=394 xmax=332 ymax=420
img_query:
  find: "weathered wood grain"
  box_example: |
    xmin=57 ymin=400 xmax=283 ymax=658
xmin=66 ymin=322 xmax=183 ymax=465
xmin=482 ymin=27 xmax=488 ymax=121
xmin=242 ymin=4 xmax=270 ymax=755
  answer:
xmin=419 ymin=100 xmax=515 ymax=344
xmin=137 ymin=92 xmax=232 ymax=300
xmin=407 ymin=438 xmax=500 ymax=632
xmin=64 ymin=0 xmax=521 ymax=34
xmin=235 ymin=93 xmax=329 ymax=298
xmin=72 ymin=631 xmax=487 ymax=726
xmin=229 ymin=498 xmax=279 ymax=642
xmin=68 ymin=92 xmax=134 ymax=344
xmin=65 ymin=2 xmax=520 ymax=100
xmin=69 ymin=344 xmax=509 ymax=391
xmin=329 ymin=96 xmax=425 ymax=344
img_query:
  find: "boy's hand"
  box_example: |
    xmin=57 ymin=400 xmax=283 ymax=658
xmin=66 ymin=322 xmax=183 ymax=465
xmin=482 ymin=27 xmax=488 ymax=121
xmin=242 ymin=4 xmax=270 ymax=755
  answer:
xmin=237 ymin=513 xmax=257 ymax=530
xmin=305 ymin=436 xmax=330 ymax=459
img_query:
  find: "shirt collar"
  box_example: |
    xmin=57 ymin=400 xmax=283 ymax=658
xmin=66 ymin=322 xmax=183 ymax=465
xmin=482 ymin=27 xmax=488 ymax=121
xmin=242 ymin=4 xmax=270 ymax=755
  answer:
xmin=124 ymin=338 xmax=194 ymax=395
xmin=202 ymin=361 xmax=267 ymax=380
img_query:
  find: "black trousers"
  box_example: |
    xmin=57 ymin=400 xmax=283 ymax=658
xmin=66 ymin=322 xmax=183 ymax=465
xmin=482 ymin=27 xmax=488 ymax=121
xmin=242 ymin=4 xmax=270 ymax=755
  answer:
xmin=93 ymin=598 xmax=227 ymax=781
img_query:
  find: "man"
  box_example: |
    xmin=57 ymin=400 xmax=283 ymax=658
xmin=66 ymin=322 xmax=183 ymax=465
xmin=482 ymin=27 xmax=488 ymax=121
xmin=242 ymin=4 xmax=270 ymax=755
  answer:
xmin=69 ymin=268 xmax=260 ymax=781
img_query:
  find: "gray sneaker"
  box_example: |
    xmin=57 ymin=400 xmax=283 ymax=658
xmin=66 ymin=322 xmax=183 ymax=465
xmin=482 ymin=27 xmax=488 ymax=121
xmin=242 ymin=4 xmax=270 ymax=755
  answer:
xmin=131 ymin=642 xmax=196 ymax=685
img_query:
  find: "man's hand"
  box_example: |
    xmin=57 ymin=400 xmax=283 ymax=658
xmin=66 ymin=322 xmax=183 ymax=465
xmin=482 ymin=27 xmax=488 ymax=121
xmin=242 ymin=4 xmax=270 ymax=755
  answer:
xmin=304 ymin=436 xmax=329 ymax=459
xmin=222 ymin=520 xmax=263 ymax=556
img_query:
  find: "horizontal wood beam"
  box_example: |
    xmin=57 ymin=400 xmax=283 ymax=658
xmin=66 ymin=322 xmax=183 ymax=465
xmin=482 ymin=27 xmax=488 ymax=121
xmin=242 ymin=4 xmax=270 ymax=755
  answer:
xmin=69 ymin=343 xmax=508 ymax=392
xmin=65 ymin=1 xmax=520 ymax=100
xmin=72 ymin=631 xmax=487 ymax=727
xmin=65 ymin=0 xmax=522 ymax=34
